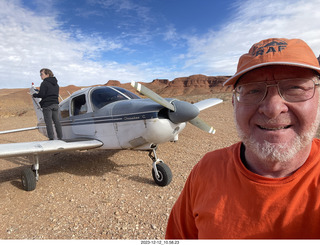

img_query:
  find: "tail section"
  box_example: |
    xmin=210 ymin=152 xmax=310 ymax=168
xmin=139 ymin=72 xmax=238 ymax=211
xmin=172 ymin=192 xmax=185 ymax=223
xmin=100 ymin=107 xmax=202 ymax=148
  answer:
xmin=30 ymin=83 xmax=44 ymax=123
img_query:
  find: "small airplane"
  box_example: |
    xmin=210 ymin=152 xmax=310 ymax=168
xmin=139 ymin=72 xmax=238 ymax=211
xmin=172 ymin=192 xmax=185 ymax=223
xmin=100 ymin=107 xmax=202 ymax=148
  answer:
xmin=0 ymin=82 xmax=222 ymax=191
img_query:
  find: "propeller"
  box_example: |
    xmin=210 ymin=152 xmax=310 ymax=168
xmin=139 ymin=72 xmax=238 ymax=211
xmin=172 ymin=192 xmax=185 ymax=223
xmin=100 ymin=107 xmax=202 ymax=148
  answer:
xmin=131 ymin=81 xmax=222 ymax=134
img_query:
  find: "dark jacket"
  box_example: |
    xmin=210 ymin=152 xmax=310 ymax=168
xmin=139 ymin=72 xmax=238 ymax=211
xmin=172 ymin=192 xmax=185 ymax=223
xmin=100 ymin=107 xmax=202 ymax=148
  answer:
xmin=33 ymin=77 xmax=60 ymax=108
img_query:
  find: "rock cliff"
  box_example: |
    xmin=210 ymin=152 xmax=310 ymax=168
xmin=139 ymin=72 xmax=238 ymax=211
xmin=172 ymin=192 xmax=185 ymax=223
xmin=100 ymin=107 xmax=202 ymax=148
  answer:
xmin=105 ymin=74 xmax=232 ymax=96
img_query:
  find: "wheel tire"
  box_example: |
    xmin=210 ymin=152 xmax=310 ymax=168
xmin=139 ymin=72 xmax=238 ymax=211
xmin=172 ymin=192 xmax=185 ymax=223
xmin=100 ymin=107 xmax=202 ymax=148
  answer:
xmin=152 ymin=162 xmax=172 ymax=187
xmin=21 ymin=168 xmax=36 ymax=191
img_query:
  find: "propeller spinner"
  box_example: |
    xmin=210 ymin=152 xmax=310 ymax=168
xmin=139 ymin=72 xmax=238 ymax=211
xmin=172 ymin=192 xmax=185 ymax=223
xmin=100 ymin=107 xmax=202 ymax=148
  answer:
xmin=131 ymin=81 xmax=220 ymax=134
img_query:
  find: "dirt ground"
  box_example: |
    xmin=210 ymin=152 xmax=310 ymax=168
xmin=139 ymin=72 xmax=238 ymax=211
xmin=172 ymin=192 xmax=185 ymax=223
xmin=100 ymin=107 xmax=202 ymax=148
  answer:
xmin=0 ymin=94 xmax=239 ymax=239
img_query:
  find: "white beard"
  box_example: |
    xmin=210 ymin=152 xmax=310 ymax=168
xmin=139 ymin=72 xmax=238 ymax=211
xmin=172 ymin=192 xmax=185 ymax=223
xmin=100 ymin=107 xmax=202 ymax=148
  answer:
xmin=238 ymin=129 xmax=315 ymax=163
xmin=234 ymin=104 xmax=320 ymax=163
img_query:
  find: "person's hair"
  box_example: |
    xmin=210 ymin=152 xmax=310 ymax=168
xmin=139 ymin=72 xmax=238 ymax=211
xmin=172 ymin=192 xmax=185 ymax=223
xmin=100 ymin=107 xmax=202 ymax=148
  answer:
xmin=40 ymin=68 xmax=54 ymax=77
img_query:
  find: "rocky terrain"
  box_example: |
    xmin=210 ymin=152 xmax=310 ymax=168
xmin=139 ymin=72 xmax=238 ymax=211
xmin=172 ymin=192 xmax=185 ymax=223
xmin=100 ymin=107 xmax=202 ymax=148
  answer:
xmin=0 ymin=75 xmax=238 ymax=239
xmin=107 ymin=74 xmax=233 ymax=96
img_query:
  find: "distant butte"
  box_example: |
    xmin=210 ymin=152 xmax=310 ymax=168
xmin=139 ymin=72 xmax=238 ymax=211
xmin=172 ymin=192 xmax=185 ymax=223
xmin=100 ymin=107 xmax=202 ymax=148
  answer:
xmin=104 ymin=74 xmax=233 ymax=96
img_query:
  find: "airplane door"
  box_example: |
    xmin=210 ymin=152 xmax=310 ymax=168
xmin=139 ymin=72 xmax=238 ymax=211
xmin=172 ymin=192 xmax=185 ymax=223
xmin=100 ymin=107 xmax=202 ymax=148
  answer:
xmin=71 ymin=94 xmax=95 ymax=136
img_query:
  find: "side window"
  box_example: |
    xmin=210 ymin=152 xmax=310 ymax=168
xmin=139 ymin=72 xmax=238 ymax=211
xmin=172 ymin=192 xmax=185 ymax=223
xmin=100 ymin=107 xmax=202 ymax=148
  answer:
xmin=72 ymin=94 xmax=87 ymax=116
xmin=60 ymin=102 xmax=70 ymax=118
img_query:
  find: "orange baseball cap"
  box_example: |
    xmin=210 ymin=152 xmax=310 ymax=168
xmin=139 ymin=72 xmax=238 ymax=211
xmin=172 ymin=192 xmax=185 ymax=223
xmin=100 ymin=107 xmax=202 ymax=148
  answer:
xmin=224 ymin=38 xmax=320 ymax=87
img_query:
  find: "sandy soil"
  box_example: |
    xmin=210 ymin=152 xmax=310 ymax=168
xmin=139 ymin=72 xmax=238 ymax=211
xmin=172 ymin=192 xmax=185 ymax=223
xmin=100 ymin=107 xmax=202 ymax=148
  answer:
xmin=0 ymin=94 xmax=239 ymax=239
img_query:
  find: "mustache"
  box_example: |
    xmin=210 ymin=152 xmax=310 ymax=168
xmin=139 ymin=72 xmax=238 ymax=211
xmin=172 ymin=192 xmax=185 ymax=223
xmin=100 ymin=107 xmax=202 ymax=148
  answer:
xmin=255 ymin=118 xmax=293 ymax=130
xmin=255 ymin=117 xmax=293 ymax=125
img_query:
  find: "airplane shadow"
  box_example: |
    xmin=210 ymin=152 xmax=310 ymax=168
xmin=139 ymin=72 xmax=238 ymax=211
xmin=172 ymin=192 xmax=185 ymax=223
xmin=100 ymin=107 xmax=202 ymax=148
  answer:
xmin=0 ymin=149 xmax=156 ymax=190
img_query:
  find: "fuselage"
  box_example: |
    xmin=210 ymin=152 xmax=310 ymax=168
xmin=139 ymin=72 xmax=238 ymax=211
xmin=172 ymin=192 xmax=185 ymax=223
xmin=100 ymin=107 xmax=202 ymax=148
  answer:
xmin=36 ymin=86 xmax=186 ymax=150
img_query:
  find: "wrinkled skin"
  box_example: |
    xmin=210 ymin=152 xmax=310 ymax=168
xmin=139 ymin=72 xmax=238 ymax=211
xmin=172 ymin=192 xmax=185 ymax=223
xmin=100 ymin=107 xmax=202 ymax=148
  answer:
xmin=233 ymin=66 xmax=320 ymax=178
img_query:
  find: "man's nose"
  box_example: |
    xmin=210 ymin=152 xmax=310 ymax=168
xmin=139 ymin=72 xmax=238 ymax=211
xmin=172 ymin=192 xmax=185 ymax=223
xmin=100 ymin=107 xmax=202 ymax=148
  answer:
xmin=258 ymin=86 xmax=288 ymax=118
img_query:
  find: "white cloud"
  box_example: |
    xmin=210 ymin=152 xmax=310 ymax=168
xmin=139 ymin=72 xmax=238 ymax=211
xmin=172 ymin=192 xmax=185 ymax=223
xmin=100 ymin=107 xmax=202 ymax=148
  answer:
xmin=182 ymin=0 xmax=320 ymax=76
xmin=0 ymin=0 xmax=152 ymax=88
xmin=1 ymin=0 xmax=320 ymax=88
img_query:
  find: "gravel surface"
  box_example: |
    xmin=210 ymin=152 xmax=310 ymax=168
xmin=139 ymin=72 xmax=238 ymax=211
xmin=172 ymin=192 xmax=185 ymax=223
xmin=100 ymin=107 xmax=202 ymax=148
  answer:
xmin=0 ymin=95 xmax=239 ymax=239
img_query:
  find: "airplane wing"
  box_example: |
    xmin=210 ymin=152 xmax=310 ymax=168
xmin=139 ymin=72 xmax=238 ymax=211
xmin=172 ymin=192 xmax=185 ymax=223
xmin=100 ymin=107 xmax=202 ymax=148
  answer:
xmin=0 ymin=139 xmax=103 ymax=158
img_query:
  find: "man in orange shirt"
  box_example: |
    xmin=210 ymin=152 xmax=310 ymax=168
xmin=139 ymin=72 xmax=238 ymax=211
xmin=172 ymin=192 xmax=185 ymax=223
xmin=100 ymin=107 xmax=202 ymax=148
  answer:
xmin=165 ymin=38 xmax=320 ymax=239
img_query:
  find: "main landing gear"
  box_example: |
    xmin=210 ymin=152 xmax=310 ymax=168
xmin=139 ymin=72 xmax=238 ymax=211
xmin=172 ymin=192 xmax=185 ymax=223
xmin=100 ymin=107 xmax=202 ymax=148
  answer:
xmin=148 ymin=146 xmax=172 ymax=187
xmin=21 ymin=155 xmax=39 ymax=191
xmin=19 ymin=148 xmax=173 ymax=191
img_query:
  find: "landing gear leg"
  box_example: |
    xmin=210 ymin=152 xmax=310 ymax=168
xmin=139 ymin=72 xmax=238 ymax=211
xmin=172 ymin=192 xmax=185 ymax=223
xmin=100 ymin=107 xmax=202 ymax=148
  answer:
xmin=32 ymin=155 xmax=39 ymax=181
xmin=148 ymin=146 xmax=172 ymax=187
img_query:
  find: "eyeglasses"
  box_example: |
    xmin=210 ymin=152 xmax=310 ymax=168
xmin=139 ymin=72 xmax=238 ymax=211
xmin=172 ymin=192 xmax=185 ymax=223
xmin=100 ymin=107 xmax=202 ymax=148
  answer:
xmin=234 ymin=78 xmax=320 ymax=104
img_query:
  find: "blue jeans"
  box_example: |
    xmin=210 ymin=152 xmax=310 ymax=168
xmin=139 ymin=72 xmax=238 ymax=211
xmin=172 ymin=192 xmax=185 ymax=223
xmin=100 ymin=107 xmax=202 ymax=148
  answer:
xmin=42 ymin=104 xmax=63 ymax=140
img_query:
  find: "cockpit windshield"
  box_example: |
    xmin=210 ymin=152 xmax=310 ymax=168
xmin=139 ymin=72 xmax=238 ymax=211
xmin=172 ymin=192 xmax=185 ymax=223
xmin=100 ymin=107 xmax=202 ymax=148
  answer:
xmin=91 ymin=86 xmax=140 ymax=110
xmin=114 ymin=87 xmax=141 ymax=100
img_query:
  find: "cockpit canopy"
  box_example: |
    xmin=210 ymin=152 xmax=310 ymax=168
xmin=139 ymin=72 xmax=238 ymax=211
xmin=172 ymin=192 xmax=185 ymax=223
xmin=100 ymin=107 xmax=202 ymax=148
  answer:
xmin=60 ymin=86 xmax=141 ymax=118
xmin=91 ymin=86 xmax=140 ymax=110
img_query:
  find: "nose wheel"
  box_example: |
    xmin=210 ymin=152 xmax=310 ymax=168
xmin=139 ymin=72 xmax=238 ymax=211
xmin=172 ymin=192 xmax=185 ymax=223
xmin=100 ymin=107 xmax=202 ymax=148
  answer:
xmin=148 ymin=147 xmax=172 ymax=186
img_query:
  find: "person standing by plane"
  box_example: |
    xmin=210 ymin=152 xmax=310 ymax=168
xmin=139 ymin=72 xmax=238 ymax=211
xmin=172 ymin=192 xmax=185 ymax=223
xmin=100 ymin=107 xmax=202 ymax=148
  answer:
xmin=166 ymin=38 xmax=320 ymax=238
xmin=33 ymin=68 xmax=63 ymax=140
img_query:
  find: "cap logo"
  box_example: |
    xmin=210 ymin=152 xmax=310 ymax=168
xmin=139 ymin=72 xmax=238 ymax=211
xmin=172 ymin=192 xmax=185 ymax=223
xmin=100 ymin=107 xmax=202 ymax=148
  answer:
xmin=251 ymin=40 xmax=288 ymax=57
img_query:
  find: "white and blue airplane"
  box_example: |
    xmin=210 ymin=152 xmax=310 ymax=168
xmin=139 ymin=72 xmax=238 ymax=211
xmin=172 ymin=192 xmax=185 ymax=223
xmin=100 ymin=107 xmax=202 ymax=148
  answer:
xmin=0 ymin=82 xmax=222 ymax=191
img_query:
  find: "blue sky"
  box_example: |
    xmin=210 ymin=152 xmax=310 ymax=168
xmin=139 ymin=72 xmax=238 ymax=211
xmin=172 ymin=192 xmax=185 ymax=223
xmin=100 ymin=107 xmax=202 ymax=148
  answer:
xmin=1 ymin=0 xmax=320 ymax=88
